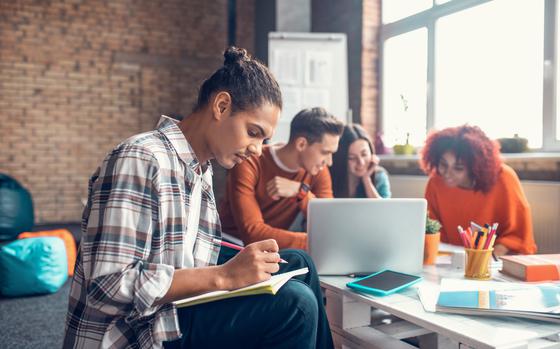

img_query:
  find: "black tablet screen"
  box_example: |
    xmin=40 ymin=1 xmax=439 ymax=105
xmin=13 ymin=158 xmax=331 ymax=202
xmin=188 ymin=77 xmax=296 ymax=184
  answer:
xmin=353 ymin=270 xmax=421 ymax=291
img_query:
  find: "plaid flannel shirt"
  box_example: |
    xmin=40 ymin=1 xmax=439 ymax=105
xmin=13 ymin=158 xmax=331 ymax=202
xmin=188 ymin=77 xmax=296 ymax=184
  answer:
xmin=63 ymin=116 xmax=222 ymax=349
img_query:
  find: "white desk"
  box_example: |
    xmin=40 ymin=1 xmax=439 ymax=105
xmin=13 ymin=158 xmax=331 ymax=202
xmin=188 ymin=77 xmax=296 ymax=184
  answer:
xmin=321 ymin=263 xmax=560 ymax=349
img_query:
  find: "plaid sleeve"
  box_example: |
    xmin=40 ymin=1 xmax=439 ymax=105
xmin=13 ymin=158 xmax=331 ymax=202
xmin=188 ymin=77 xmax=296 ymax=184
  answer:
xmin=81 ymin=143 xmax=174 ymax=317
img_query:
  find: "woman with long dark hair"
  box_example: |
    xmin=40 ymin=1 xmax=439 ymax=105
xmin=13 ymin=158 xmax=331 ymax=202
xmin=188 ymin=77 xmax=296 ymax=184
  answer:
xmin=330 ymin=124 xmax=391 ymax=198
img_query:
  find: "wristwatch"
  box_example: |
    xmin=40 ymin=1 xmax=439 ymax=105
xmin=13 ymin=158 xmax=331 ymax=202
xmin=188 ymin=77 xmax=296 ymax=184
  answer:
xmin=296 ymin=182 xmax=310 ymax=201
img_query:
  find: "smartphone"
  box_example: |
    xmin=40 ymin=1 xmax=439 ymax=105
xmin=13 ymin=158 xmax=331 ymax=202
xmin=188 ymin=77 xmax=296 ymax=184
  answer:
xmin=346 ymin=270 xmax=423 ymax=296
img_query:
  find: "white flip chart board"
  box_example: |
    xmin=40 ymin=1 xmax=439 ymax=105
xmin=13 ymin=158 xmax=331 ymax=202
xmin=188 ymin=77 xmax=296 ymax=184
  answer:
xmin=268 ymin=32 xmax=349 ymax=143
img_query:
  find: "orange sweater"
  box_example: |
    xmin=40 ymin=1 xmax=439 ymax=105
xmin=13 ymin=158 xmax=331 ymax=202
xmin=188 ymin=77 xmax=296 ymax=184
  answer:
xmin=425 ymin=164 xmax=537 ymax=254
xmin=219 ymin=146 xmax=334 ymax=249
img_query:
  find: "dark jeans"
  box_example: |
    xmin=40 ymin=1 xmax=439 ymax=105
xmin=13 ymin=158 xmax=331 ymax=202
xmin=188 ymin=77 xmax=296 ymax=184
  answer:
xmin=164 ymin=248 xmax=333 ymax=349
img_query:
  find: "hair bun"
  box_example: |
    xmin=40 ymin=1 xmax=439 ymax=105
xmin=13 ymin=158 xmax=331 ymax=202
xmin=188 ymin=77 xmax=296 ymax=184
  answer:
xmin=223 ymin=46 xmax=250 ymax=66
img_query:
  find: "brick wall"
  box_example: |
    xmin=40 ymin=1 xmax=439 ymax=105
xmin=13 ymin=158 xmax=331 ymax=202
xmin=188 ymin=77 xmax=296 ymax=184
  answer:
xmin=311 ymin=0 xmax=381 ymax=137
xmin=0 ymin=0 xmax=254 ymax=223
xmin=236 ymin=0 xmax=255 ymax=55
xmin=361 ymin=0 xmax=381 ymax=137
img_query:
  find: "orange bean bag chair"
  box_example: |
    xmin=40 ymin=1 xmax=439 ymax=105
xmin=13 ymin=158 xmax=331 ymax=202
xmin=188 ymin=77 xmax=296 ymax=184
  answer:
xmin=18 ymin=229 xmax=77 ymax=276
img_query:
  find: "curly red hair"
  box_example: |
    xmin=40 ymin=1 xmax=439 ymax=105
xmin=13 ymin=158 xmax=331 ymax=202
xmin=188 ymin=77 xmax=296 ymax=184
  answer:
xmin=419 ymin=125 xmax=502 ymax=193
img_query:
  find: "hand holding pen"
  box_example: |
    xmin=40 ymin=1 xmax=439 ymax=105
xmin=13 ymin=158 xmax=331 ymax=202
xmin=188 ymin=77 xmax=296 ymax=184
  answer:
xmin=219 ymin=239 xmax=287 ymax=290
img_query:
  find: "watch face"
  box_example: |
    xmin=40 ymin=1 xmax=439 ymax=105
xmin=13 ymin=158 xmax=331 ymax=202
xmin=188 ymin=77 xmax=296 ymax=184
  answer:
xmin=296 ymin=184 xmax=308 ymax=201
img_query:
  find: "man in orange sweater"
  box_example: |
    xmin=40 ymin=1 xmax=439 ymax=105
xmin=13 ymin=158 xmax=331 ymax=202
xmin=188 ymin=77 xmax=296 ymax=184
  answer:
xmin=219 ymin=107 xmax=344 ymax=250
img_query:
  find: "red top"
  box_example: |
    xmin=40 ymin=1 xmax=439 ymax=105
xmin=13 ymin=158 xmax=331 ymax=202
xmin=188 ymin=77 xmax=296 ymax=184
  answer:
xmin=425 ymin=164 xmax=537 ymax=254
xmin=219 ymin=146 xmax=333 ymax=249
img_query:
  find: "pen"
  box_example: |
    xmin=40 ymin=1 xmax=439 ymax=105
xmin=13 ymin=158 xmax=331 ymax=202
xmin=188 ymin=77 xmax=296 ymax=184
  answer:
xmin=220 ymin=241 xmax=288 ymax=264
xmin=478 ymin=231 xmax=488 ymax=250
xmin=483 ymin=223 xmax=497 ymax=250
xmin=474 ymin=231 xmax=483 ymax=249
xmin=348 ymin=273 xmax=371 ymax=278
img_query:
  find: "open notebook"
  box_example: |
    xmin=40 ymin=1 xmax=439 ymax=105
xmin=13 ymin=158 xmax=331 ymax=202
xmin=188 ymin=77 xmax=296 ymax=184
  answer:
xmin=174 ymin=267 xmax=309 ymax=308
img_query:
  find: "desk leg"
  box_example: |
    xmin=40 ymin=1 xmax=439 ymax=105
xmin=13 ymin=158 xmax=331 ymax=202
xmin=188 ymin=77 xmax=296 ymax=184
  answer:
xmin=324 ymin=289 xmax=372 ymax=331
xmin=324 ymin=287 xmax=372 ymax=348
xmin=323 ymin=288 xmax=419 ymax=349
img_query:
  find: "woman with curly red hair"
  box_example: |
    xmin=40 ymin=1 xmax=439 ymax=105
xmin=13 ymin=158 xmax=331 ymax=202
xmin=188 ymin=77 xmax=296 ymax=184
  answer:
xmin=420 ymin=125 xmax=536 ymax=257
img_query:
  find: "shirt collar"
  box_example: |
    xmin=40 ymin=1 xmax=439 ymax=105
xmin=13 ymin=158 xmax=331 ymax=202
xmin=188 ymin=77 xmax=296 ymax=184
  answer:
xmin=269 ymin=143 xmax=299 ymax=173
xmin=156 ymin=115 xmax=213 ymax=178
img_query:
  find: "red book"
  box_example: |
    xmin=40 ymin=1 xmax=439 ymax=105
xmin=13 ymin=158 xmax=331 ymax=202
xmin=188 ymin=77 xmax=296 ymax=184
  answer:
xmin=500 ymin=254 xmax=560 ymax=282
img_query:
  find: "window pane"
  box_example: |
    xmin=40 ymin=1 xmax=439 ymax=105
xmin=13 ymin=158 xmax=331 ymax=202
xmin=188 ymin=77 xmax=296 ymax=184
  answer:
xmin=382 ymin=0 xmax=432 ymax=24
xmin=382 ymin=28 xmax=427 ymax=147
xmin=557 ymin=6 xmax=560 ymax=141
xmin=435 ymin=0 xmax=544 ymax=148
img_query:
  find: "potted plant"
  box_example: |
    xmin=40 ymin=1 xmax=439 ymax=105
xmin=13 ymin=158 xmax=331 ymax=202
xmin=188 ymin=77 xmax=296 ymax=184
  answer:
xmin=392 ymin=94 xmax=415 ymax=155
xmin=497 ymin=134 xmax=529 ymax=153
xmin=424 ymin=216 xmax=441 ymax=265
xmin=393 ymin=132 xmax=415 ymax=155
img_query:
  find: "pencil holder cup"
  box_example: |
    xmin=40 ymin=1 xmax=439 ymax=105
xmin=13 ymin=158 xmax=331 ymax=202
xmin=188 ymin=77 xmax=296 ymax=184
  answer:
xmin=464 ymin=248 xmax=493 ymax=280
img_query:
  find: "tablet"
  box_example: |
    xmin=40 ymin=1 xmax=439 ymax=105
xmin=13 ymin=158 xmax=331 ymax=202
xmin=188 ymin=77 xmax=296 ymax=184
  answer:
xmin=346 ymin=270 xmax=423 ymax=296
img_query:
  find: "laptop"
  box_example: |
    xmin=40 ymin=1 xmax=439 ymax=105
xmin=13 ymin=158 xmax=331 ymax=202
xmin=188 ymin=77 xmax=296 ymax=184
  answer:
xmin=307 ymin=198 xmax=427 ymax=275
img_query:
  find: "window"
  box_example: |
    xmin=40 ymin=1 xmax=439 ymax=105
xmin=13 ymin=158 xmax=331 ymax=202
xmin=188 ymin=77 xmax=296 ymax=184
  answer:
xmin=381 ymin=0 xmax=559 ymax=151
xmin=435 ymin=0 xmax=543 ymax=148
xmin=556 ymin=3 xmax=560 ymax=142
xmin=382 ymin=29 xmax=427 ymax=147
xmin=381 ymin=0 xmax=432 ymax=24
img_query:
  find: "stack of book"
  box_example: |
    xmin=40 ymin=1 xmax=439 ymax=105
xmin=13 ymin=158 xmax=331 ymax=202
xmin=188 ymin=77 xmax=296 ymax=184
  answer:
xmin=500 ymin=254 xmax=560 ymax=282
xmin=435 ymin=278 xmax=560 ymax=323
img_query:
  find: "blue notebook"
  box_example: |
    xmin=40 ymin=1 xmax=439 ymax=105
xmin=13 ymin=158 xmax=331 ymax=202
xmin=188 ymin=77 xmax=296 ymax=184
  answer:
xmin=436 ymin=278 xmax=560 ymax=323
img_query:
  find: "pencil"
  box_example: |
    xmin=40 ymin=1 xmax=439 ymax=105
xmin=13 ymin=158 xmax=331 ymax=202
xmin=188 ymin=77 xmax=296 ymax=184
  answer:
xmin=457 ymin=226 xmax=470 ymax=248
xmin=488 ymin=234 xmax=497 ymax=249
xmin=220 ymin=240 xmax=243 ymax=251
xmin=220 ymin=241 xmax=288 ymax=263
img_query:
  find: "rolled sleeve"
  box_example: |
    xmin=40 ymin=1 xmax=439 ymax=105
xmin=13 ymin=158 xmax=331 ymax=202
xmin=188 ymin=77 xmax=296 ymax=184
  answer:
xmin=82 ymin=144 xmax=171 ymax=318
xmin=87 ymin=261 xmax=174 ymax=316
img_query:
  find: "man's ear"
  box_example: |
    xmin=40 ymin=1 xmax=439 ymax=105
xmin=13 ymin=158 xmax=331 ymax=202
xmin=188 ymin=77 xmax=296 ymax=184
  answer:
xmin=294 ymin=136 xmax=308 ymax=152
xmin=211 ymin=91 xmax=232 ymax=121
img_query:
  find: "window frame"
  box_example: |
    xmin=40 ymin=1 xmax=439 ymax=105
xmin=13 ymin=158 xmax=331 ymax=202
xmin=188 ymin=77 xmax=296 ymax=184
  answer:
xmin=380 ymin=0 xmax=560 ymax=151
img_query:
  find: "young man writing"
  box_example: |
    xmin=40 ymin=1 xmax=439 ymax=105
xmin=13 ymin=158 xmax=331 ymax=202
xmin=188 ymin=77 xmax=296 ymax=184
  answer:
xmin=63 ymin=48 xmax=333 ymax=349
xmin=219 ymin=107 xmax=344 ymax=250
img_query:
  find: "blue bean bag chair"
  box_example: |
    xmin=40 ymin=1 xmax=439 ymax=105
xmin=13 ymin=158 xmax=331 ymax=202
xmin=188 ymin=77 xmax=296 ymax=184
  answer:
xmin=0 ymin=173 xmax=34 ymax=241
xmin=0 ymin=237 xmax=68 ymax=296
